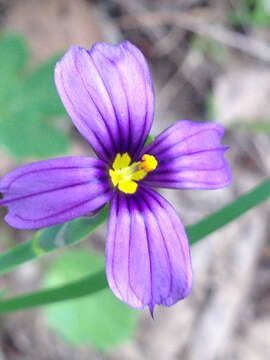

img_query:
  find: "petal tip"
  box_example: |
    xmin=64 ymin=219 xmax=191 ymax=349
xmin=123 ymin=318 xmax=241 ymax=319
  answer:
xmin=148 ymin=303 xmax=155 ymax=319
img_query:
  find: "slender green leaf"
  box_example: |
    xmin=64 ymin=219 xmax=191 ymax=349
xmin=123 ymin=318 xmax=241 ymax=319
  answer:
xmin=0 ymin=205 xmax=109 ymax=275
xmin=0 ymin=179 xmax=269 ymax=313
xmin=187 ymin=178 xmax=270 ymax=244
xmin=0 ymin=270 xmax=107 ymax=312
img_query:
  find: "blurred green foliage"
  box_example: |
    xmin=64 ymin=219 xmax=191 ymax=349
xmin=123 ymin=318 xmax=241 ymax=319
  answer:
xmin=205 ymin=95 xmax=217 ymax=122
xmin=230 ymin=120 xmax=270 ymax=132
xmin=231 ymin=0 xmax=270 ymax=26
xmin=0 ymin=33 xmax=69 ymax=159
xmin=43 ymin=250 xmax=138 ymax=350
xmin=0 ymin=288 xmax=6 ymax=297
xmin=190 ymin=36 xmax=227 ymax=64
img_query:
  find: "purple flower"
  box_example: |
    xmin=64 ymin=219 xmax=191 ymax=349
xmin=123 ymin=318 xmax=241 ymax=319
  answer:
xmin=0 ymin=41 xmax=231 ymax=313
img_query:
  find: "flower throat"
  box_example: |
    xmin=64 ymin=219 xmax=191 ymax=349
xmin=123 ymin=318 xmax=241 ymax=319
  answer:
xmin=109 ymin=153 xmax=157 ymax=194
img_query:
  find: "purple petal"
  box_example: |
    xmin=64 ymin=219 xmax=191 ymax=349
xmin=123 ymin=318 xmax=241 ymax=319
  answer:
xmin=0 ymin=157 xmax=112 ymax=229
xmin=142 ymin=120 xmax=232 ymax=189
xmin=105 ymin=186 xmax=192 ymax=311
xmin=55 ymin=41 xmax=154 ymax=162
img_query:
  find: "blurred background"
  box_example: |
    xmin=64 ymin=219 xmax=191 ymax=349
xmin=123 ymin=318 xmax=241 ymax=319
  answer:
xmin=0 ymin=0 xmax=270 ymax=359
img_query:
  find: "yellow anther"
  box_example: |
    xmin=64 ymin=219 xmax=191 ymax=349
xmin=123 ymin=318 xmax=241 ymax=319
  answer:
xmin=112 ymin=153 xmax=131 ymax=170
xmin=139 ymin=154 xmax=158 ymax=173
xmin=109 ymin=152 xmax=158 ymax=194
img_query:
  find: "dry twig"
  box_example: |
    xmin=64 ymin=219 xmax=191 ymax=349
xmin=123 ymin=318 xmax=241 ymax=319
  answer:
xmin=120 ymin=10 xmax=270 ymax=63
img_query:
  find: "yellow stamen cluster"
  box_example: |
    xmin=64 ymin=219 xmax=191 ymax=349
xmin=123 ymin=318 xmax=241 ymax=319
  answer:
xmin=109 ymin=153 xmax=158 ymax=194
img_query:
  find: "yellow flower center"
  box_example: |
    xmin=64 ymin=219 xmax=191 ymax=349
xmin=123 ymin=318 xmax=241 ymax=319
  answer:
xmin=109 ymin=153 xmax=158 ymax=194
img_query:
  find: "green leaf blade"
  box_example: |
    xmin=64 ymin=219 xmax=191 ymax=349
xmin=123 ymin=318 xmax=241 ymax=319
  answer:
xmin=0 ymin=112 xmax=69 ymax=158
xmin=187 ymin=178 xmax=270 ymax=244
xmin=22 ymin=55 xmax=66 ymax=116
xmin=43 ymin=251 xmax=138 ymax=349
xmin=0 ymin=33 xmax=28 ymax=74
xmin=0 ymin=34 xmax=68 ymax=159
